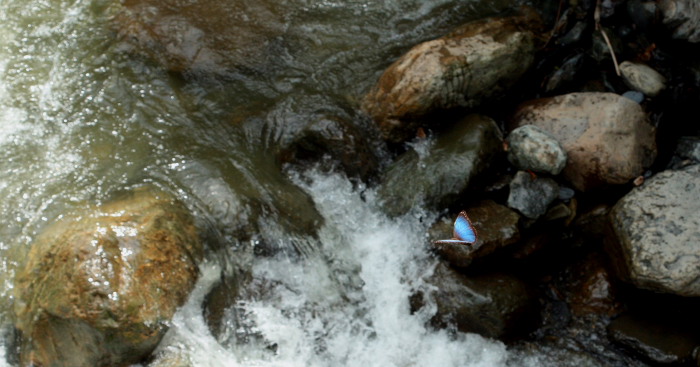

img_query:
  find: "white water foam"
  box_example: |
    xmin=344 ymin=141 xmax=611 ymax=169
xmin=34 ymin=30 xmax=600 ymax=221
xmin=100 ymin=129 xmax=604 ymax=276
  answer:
xmin=158 ymin=171 xmax=535 ymax=366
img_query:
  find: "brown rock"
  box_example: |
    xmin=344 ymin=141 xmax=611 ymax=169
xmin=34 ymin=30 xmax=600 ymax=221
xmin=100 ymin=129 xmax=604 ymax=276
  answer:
xmin=113 ymin=0 xmax=288 ymax=74
xmin=14 ymin=187 xmax=203 ymax=367
xmin=567 ymin=255 xmax=620 ymax=317
xmin=363 ymin=12 xmax=539 ymax=143
xmin=512 ymin=92 xmax=657 ymax=191
xmin=431 ymin=200 xmax=520 ymax=268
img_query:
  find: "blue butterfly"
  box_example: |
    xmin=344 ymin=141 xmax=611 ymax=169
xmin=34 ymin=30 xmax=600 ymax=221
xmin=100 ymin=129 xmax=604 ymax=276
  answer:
xmin=434 ymin=211 xmax=477 ymax=245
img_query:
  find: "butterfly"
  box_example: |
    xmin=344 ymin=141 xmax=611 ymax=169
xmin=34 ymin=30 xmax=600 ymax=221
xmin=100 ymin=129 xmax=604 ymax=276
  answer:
xmin=434 ymin=211 xmax=477 ymax=245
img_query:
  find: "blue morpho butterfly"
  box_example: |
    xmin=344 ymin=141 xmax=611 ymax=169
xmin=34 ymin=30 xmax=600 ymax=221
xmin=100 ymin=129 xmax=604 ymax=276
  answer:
xmin=434 ymin=211 xmax=477 ymax=245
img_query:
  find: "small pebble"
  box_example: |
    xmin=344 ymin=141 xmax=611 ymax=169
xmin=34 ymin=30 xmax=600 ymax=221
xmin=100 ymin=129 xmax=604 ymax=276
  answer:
xmin=507 ymin=125 xmax=567 ymax=175
xmin=622 ymin=90 xmax=645 ymax=104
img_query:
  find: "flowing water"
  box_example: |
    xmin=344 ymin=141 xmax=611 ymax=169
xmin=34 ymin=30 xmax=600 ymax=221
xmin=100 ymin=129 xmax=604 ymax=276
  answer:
xmin=0 ymin=0 xmax=585 ymax=365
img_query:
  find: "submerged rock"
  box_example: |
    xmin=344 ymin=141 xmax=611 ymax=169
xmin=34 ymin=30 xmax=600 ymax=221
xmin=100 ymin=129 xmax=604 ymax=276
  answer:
xmin=608 ymin=311 xmax=700 ymax=365
xmin=14 ymin=187 xmax=203 ymax=367
xmin=414 ymin=263 xmax=538 ymax=340
xmin=507 ymin=171 xmax=559 ymax=219
xmin=506 ymin=125 xmax=567 ymax=175
xmin=619 ymin=61 xmax=666 ymax=97
xmin=363 ymin=12 xmax=539 ymax=143
xmin=431 ymin=200 xmax=520 ymax=268
xmin=113 ymin=0 xmax=290 ymax=74
xmin=377 ymin=114 xmax=502 ymax=217
xmin=278 ymin=113 xmax=383 ymax=182
xmin=609 ymin=164 xmax=700 ymax=296
xmin=512 ymin=92 xmax=657 ymax=191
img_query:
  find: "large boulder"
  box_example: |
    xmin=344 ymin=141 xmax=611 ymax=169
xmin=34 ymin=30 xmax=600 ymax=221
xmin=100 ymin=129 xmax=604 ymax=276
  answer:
xmin=363 ymin=12 xmax=539 ymax=143
xmin=512 ymin=92 xmax=657 ymax=191
xmin=14 ymin=187 xmax=203 ymax=367
xmin=377 ymin=114 xmax=502 ymax=217
xmin=609 ymin=164 xmax=700 ymax=296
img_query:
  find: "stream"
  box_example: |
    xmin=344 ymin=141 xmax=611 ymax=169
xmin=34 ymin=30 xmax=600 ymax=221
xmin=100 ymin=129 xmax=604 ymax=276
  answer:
xmin=0 ymin=0 xmax=592 ymax=365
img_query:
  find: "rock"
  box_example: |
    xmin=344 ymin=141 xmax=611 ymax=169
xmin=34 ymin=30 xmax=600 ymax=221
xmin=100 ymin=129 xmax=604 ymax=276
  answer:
xmin=277 ymin=113 xmax=383 ymax=182
xmin=377 ymin=114 xmax=502 ymax=217
xmin=567 ymin=255 xmax=621 ymax=317
xmin=609 ymin=164 xmax=700 ymax=296
xmin=619 ymin=61 xmax=667 ymax=97
xmin=659 ymin=0 xmax=700 ymax=42
xmin=608 ymin=312 xmax=700 ymax=365
xmin=362 ymin=12 xmax=539 ymax=143
xmin=544 ymin=53 xmax=585 ymax=92
xmin=621 ymin=90 xmax=645 ymax=104
xmin=507 ymin=171 xmax=559 ymax=219
xmin=413 ymin=263 xmax=538 ymax=340
xmin=113 ymin=0 xmax=290 ymax=74
xmin=512 ymin=92 xmax=657 ymax=191
xmin=430 ymin=200 xmax=520 ymax=268
xmin=676 ymin=136 xmax=700 ymax=162
xmin=506 ymin=125 xmax=567 ymax=175
xmin=14 ymin=187 xmax=203 ymax=367
xmin=149 ymin=349 xmax=193 ymax=367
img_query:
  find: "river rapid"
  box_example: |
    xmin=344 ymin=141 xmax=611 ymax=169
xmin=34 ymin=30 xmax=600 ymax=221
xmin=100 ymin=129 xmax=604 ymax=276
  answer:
xmin=0 ymin=0 xmax=579 ymax=366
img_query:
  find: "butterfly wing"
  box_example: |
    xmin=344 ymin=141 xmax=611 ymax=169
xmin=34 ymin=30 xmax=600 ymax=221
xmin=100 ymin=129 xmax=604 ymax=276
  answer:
xmin=453 ymin=211 xmax=477 ymax=244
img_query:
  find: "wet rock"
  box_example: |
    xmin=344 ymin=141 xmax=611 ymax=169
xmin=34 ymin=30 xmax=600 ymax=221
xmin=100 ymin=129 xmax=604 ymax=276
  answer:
xmin=608 ymin=312 xmax=700 ymax=365
xmin=149 ymin=349 xmax=193 ymax=367
xmin=414 ymin=263 xmax=538 ymax=340
xmin=506 ymin=125 xmax=567 ymax=175
xmin=377 ymin=114 xmax=502 ymax=217
xmin=619 ymin=61 xmax=667 ymax=97
xmin=362 ymin=13 xmax=539 ymax=143
xmin=544 ymin=53 xmax=585 ymax=93
xmin=507 ymin=171 xmax=559 ymax=219
xmin=659 ymin=0 xmax=700 ymax=42
xmin=609 ymin=164 xmax=700 ymax=296
xmin=676 ymin=136 xmax=700 ymax=162
xmin=567 ymin=255 xmax=621 ymax=317
xmin=14 ymin=187 xmax=203 ymax=367
xmin=278 ymin=114 xmax=383 ymax=182
xmin=113 ymin=0 xmax=290 ymax=74
xmin=430 ymin=200 xmax=520 ymax=268
xmin=512 ymin=92 xmax=657 ymax=191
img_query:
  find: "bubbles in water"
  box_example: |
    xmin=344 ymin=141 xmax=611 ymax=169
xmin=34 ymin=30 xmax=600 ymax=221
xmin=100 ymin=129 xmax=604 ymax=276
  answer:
xmin=160 ymin=170 xmax=520 ymax=366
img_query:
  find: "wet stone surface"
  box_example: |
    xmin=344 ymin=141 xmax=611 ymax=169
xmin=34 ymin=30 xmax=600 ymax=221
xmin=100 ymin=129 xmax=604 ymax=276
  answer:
xmin=377 ymin=114 xmax=502 ymax=217
xmin=13 ymin=187 xmax=203 ymax=367
xmin=363 ymin=12 xmax=539 ymax=143
xmin=413 ymin=263 xmax=539 ymax=340
xmin=430 ymin=200 xmax=521 ymax=268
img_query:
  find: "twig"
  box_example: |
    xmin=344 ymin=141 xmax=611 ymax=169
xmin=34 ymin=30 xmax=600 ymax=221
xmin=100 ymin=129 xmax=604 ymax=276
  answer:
xmin=595 ymin=0 xmax=621 ymax=76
